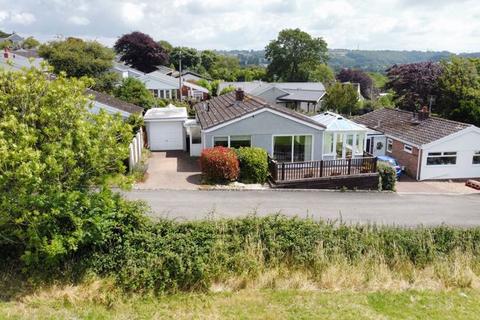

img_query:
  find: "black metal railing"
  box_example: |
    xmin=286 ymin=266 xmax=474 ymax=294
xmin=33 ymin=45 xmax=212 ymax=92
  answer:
xmin=268 ymin=156 xmax=377 ymax=182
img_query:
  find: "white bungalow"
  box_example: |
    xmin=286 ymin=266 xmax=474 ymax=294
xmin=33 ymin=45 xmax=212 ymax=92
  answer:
xmin=311 ymin=111 xmax=368 ymax=160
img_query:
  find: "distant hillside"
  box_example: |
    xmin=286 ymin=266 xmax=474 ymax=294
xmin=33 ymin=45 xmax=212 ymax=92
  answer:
xmin=218 ymin=49 xmax=480 ymax=72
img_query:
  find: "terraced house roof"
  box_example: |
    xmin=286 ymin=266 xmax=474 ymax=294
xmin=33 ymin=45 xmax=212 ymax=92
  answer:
xmin=194 ymin=91 xmax=325 ymax=130
xmin=354 ymin=108 xmax=471 ymax=146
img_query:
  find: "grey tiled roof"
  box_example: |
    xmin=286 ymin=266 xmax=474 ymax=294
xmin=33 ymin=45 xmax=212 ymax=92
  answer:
xmin=194 ymin=91 xmax=325 ymax=130
xmin=354 ymin=108 xmax=471 ymax=146
xmin=86 ymin=89 xmax=144 ymax=115
xmin=277 ymin=89 xmax=325 ymax=102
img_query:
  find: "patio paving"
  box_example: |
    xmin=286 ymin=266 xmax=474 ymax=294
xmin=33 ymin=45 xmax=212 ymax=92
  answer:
xmin=396 ymin=175 xmax=480 ymax=194
xmin=135 ymin=151 xmax=202 ymax=190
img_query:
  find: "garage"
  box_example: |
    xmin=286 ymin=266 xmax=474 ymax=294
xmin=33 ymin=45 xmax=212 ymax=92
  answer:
xmin=144 ymin=104 xmax=188 ymax=151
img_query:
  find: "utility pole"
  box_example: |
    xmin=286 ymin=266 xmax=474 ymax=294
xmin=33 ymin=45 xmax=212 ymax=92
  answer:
xmin=178 ymin=51 xmax=183 ymax=101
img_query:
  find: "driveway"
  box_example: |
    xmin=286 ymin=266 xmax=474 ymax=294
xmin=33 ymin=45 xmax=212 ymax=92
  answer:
xmin=124 ymin=190 xmax=480 ymax=227
xmin=135 ymin=151 xmax=202 ymax=190
xmin=396 ymin=176 xmax=480 ymax=194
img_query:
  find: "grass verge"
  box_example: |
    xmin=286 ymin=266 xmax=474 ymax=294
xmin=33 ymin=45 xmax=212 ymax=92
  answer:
xmin=1 ymin=287 xmax=479 ymax=319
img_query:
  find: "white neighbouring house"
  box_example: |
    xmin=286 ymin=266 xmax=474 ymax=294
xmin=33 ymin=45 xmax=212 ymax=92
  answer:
xmin=355 ymin=108 xmax=480 ymax=180
xmin=138 ymin=70 xmax=209 ymax=101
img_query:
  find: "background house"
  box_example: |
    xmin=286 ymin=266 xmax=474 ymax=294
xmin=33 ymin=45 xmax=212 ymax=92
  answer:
xmin=87 ymin=89 xmax=144 ymax=119
xmin=355 ymin=108 xmax=480 ymax=180
xmin=1 ymin=48 xmax=43 ymax=71
xmin=217 ymin=81 xmax=326 ymax=113
xmin=0 ymin=32 xmax=24 ymax=48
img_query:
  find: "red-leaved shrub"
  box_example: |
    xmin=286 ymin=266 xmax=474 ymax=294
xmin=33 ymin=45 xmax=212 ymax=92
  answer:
xmin=200 ymin=147 xmax=240 ymax=183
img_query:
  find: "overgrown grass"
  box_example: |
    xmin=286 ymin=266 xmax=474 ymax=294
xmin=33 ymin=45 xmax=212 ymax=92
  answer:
xmin=1 ymin=286 xmax=480 ymax=319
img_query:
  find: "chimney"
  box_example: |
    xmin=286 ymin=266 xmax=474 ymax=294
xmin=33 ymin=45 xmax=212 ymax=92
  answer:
xmin=235 ymin=88 xmax=245 ymax=102
xmin=418 ymin=106 xmax=430 ymax=121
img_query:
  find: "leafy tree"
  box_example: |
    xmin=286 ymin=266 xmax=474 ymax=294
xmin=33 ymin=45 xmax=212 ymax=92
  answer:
xmin=209 ymin=55 xmax=241 ymax=81
xmin=323 ymin=83 xmax=359 ymax=115
xmin=92 ymin=71 xmax=121 ymax=94
xmin=22 ymin=36 xmax=40 ymax=49
xmin=236 ymin=66 xmax=267 ymax=81
xmin=210 ymin=80 xmax=221 ymax=96
xmin=336 ymin=68 xmax=374 ymax=99
xmin=200 ymin=50 xmax=218 ymax=71
xmin=0 ymin=67 xmax=135 ymax=269
xmin=0 ymin=39 xmax=13 ymax=49
xmin=158 ymin=40 xmax=173 ymax=55
xmin=219 ymin=85 xmax=236 ymax=95
xmin=113 ymin=77 xmax=155 ymax=109
xmin=368 ymin=72 xmax=388 ymax=89
xmin=437 ymin=57 xmax=480 ymax=126
xmin=309 ymin=64 xmax=335 ymax=86
xmin=265 ymin=28 xmax=328 ymax=81
xmin=38 ymin=37 xmax=114 ymax=77
xmin=196 ymin=79 xmax=212 ymax=94
xmin=385 ymin=62 xmax=442 ymax=111
xmin=115 ymin=32 xmax=168 ymax=73
xmin=171 ymin=47 xmax=200 ymax=70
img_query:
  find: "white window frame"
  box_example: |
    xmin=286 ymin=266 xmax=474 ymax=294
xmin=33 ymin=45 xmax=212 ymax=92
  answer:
xmin=212 ymin=135 xmax=252 ymax=148
xmin=473 ymin=150 xmax=480 ymax=165
xmin=386 ymin=138 xmax=393 ymax=153
xmin=272 ymin=134 xmax=314 ymax=162
xmin=426 ymin=151 xmax=457 ymax=166
xmin=404 ymin=144 xmax=413 ymax=154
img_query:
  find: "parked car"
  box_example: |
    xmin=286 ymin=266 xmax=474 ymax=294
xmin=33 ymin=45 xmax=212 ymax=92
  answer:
xmin=377 ymin=155 xmax=403 ymax=179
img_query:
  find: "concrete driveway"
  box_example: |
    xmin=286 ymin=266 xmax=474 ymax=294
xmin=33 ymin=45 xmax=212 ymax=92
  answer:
xmin=396 ymin=176 xmax=480 ymax=194
xmin=135 ymin=151 xmax=202 ymax=190
xmin=124 ymin=189 xmax=480 ymax=227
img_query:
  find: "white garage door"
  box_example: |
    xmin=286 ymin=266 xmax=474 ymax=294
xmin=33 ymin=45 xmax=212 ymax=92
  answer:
xmin=149 ymin=121 xmax=184 ymax=150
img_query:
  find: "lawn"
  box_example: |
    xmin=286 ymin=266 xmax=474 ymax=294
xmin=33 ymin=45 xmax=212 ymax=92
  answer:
xmin=1 ymin=289 xmax=479 ymax=319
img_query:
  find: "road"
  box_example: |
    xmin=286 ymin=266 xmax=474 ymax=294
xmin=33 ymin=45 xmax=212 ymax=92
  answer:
xmin=124 ymin=190 xmax=480 ymax=226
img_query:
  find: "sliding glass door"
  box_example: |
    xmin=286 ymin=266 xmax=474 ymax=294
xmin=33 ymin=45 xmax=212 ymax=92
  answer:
xmin=273 ymin=135 xmax=313 ymax=162
xmin=273 ymin=136 xmax=292 ymax=162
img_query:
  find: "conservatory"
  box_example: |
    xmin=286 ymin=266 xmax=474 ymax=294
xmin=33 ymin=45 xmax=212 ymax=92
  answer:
xmin=311 ymin=111 xmax=368 ymax=160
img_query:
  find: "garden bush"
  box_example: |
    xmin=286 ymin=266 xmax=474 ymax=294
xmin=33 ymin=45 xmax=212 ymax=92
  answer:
xmin=377 ymin=162 xmax=397 ymax=191
xmin=200 ymin=147 xmax=240 ymax=183
xmin=235 ymin=147 xmax=269 ymax=184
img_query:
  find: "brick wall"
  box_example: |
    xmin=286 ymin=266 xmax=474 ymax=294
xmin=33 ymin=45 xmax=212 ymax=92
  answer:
xmin=386 ymin=139 xmax=420 ymax=179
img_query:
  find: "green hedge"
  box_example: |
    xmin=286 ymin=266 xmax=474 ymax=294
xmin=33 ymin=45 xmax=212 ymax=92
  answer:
xmin=5 ymin=211 xmax=480 ymax=293
xmin=235 ymin=147 xmax=269 ymax=184
xmin=377 ymin=162 xmax=397 ymax=191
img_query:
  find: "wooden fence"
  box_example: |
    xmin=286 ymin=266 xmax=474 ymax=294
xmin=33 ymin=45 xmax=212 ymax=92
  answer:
xmin=269 ymin=156 xmax=377 ymax=182
xmin=128 ymin=130 xmax=144 ymax=172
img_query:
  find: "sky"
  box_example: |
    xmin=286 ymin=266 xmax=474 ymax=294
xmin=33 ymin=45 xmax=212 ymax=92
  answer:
xmin=0 ymin=0 xmax=479 ymax=52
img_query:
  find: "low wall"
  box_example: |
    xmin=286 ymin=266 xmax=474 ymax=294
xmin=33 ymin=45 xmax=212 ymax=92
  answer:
xmin=270 ymin=173 xmax=380 ymax=190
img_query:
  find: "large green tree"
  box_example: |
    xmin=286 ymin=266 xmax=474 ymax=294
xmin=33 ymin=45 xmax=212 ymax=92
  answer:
xmin=0 ymin=67 xmax=135 ymax=269
xmin=323 ymin=83 xmax=359 ymax=115
xmin=38 ymin=37 xmax=115 ymax=78
xmin=437 ymin=57 xmax=480 ymax=126
xmin=113 ymin=77 xmax=155 ymax=109
xmin=265 ymin=28 xmax=328 ymax=82
xmin=170 ymin=47 xmax=200 ymax=70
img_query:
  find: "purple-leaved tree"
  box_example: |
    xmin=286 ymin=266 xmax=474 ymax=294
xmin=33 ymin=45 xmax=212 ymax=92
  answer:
xmin=385 ymin=62 xmax=443 ymax=111
xmin=114 ymin=31 xmax=168 ymax=73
